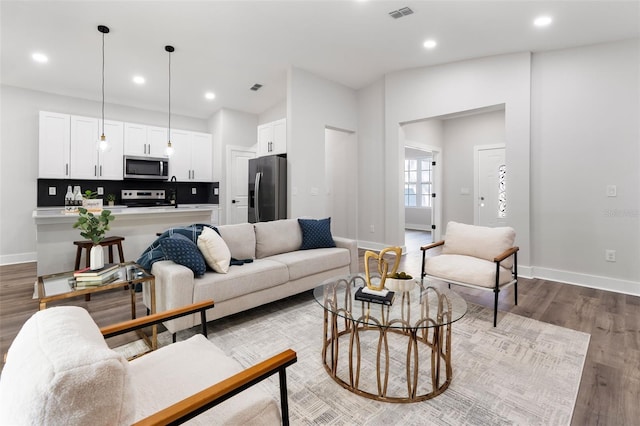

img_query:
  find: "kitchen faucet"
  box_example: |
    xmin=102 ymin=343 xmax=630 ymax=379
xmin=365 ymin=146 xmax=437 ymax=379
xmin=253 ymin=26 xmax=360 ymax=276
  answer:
xmin=170 ymin=176 xmax=178 ymax=208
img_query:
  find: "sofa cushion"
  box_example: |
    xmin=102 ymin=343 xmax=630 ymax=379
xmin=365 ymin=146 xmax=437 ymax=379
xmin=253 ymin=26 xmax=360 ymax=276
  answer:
xmin=217 ymin=223 xmax=256 ymax=260
xmin=424 ymin=254 xmax=514 ymax=288
xmin=193 ymin=259 xmax=289 ymax=303
xmin=0 ymin=306 xmax=134 ymax=425
xmin=442 ymin=221 xmax=516 ymax=269
xmin=130 ymin=334 xmax=281 ymax=425
xmin=197 ymin=227 xmax=231 ymax=273
xmin=268 ymin=247 xmax=350 ymax=281
xmin=298 ymin=218 xmax=336 ymax=250
xmin=160 ymin=234 xmax=207 ymax=277
xmin=254 ymin=219 xmax=303 ymax=259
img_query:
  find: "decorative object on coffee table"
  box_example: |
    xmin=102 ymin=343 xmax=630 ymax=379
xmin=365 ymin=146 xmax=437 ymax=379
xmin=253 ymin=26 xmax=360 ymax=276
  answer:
xmin=385 ymin=271 xmax=415 ymax=292
xmin=363 ymin=246 xmax=402 ymax=290
xmin=72 ymin=207 xmax=115 ymax=270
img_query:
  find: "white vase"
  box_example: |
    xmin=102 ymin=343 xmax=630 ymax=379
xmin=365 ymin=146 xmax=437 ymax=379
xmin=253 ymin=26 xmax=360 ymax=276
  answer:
xmin=90 ymin=245 xmax=104 ymax=270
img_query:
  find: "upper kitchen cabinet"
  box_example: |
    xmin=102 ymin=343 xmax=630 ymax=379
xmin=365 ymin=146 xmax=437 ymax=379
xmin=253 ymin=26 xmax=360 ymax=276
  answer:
xmin=169 ymin=130 xmax=212 ymax=182
xmin=257 ymin=118 xmax=286 ymax=157
xmin=69 ymin=116 xmax=124 ymax=180
xmin=39 ymin=111 xmax=71 ymax=179
xmin=124 ymin=123 xmax=168 ymax=158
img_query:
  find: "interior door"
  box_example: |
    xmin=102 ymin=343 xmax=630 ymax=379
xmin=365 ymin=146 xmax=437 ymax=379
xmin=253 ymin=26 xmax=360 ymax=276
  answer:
xmin=476 ymin=147 xmax=506 ymax=227
xmin=228 ymin=147 xmax=255 ymax=224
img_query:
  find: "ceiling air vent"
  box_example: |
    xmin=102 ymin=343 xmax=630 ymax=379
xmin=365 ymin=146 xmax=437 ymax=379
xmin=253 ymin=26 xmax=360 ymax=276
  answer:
xmin=250 ymin=83 xmax=263 ymax=91
xmin=389 ymin=7 xmax=413 ymax=19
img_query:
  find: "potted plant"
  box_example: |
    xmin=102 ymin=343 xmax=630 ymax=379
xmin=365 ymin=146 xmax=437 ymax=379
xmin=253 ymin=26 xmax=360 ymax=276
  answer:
xmin=72 ymin=208 xmax=115 ymax=270
xmin=105 ymin=193 xmax=116 ymax=206
xmin=385 ymin=271 xmax=414 ymax=292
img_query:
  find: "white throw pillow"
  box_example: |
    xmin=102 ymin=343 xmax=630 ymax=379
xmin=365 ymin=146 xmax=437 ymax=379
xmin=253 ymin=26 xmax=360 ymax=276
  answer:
xmin=197 ymin=227 xmax=231 ymax=273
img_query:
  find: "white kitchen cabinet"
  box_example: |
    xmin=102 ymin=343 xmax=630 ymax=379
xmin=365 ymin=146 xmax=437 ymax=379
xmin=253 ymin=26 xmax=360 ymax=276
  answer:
xmin=124 ymin=123 xmax=168 ymax=157
xmin=69 ymin=116 xmax=124 ymax=180
xmin=39 ymin=111 xmax=71 ymax=178
xmin=169 ymin=130 xmax=212 ymax=182
xmin=257 ymin=118 xmax=286 ymax=157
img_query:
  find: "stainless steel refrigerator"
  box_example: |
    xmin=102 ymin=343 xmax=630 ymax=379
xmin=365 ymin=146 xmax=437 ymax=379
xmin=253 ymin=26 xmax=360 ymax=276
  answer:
xmin=248 ymin=155 xmax=287 ymax=223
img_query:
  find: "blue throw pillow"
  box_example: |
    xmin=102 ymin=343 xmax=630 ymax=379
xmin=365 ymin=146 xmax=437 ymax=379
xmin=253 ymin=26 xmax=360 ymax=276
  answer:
xmin=159 ymin=234 xmax=207 ymax=276
xmin=298 ymin=218 xmax=336 ymax=250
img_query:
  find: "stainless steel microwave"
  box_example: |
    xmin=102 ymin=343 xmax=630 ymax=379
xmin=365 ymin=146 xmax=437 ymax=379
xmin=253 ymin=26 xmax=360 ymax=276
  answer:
xmin=123 ymin=155 xmax=169 ymax=180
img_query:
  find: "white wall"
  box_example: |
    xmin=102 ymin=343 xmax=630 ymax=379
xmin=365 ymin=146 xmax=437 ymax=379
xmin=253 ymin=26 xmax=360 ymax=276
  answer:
xmin=258 ymin=100 xmax=286 ymax=125
xmin=442 ymin=109 xmax=505 ymax=226
xmin=530 ymin=39 xmax=640 ymax=291
xmin=287 ymin=67 xmax=357 ymax=219
xmin=383 ymin=53 xmax=532 ymax=267
xmin=0 ymin=85 xmax=208 ymax=264
xmin=209 ymin=108 xmax=258 ymax=224
xmin=356 ymin=79 xmax=386 ymax=249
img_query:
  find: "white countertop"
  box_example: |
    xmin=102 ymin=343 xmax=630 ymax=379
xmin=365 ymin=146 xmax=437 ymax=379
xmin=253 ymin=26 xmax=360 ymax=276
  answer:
xmin=33 ymin=204 xmax=219 ymax=224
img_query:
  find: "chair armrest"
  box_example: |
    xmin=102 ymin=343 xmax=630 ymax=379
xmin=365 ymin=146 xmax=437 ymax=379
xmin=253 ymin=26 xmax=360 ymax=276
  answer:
xmin=100 ymin=300 xmax=215 ymax=339
xmin=494 ymin=246 xmax=519 ymax=263
xmin=420 ymin=240 xmax=444 ymax=252
xmin=132 ymin=348 xmax=298 ymax=426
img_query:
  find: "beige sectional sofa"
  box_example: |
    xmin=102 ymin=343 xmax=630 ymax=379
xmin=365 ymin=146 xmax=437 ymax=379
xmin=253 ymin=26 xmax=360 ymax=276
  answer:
xmin=144 ymin=219 xmax=358 ymax=335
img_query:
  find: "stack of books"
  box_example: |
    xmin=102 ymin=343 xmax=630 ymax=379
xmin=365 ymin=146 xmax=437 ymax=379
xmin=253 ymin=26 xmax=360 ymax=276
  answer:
xmin=73 ymin=263 xmax=120 ymax=288
xmin=355 ymin=286 xmax=396 ymax=306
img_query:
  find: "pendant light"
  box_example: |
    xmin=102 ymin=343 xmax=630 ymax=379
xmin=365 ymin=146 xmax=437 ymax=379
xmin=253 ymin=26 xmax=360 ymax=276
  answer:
xmin=165 ymin=45 xmax=175 ymax=156
xmin=97 ymin=25 xmax=110 ymax=152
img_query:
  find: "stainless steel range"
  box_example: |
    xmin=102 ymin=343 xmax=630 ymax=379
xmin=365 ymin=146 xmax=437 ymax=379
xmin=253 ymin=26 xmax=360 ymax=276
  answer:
xmin=121 ymin=189 xmax=171 ymax=207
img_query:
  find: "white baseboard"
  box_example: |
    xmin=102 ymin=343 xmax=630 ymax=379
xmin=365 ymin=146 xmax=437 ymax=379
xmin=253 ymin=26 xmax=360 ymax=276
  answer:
xmin=0 ymin=252 xmax=37 ymax=266
xmin=532 ymin=266 xmax=640 ymax=297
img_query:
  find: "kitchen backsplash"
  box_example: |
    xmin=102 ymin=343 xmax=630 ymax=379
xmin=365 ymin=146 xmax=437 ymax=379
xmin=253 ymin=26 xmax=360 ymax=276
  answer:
xmin=37 ymin=179 xmax=219 ymax=207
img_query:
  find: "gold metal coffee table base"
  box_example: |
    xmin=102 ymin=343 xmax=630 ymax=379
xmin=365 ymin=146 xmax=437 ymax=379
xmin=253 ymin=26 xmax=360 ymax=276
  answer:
xmin=321 ymin=305 xmax=453 ymax=403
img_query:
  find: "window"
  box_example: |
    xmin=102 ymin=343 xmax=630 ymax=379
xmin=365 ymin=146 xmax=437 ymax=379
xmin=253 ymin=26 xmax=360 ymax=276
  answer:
xmin=404 ymin=157 xmax=432 ymax=207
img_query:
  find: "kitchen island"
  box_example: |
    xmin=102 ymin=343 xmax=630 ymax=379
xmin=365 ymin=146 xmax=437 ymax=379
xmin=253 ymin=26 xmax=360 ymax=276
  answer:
xmin=33 ymin=205 xmax=219 ymax=275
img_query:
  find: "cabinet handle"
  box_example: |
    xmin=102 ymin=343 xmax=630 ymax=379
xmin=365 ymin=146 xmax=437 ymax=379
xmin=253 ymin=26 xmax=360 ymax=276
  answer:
xmin=100 ymin=165 xmax=103 ymax=177
xmin=94 ymin=165 xmax=97 ymax=177
xmin=65 ymin=164 xmax=69 ymax=176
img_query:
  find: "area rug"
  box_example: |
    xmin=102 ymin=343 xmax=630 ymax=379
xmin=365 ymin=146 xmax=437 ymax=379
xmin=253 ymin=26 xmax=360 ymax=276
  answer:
xmin=114 ymin=292 xmax=590 ymax=425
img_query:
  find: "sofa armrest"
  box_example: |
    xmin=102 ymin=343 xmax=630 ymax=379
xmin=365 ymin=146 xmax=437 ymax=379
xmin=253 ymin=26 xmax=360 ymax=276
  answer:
xmin=133 ymin=349 xmax=298 ymax=426
xmin=334 ymin=236 xmax=359 ymax=274
xmin=145 ymin=260 xmax=198 ymax=334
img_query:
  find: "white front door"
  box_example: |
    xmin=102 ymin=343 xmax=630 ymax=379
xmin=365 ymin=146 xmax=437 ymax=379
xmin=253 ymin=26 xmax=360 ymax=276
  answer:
xmin=227 ymin=146 xmax=255 ymax=224
xmin=475 ymin=146 xmax=507 ymax=227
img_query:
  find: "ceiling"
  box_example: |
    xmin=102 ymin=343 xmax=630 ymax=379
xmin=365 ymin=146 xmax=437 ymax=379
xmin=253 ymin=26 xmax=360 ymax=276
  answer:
xmin=2 ymin=1 xmax=638 ymax=119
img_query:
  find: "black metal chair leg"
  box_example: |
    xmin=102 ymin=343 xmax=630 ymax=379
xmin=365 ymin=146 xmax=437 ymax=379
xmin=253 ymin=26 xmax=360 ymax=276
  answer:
xmin=279 ymin=368 xmax=290 ymax=426
xmin=493 ymin=290 xmax=499 ymax=327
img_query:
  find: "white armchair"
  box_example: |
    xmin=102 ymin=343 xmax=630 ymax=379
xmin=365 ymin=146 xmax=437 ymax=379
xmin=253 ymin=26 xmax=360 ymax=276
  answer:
xmin=421 ymin=221 xmax=519 ymax=327
xmin=0 ymin=301 xmax=296 ymax=425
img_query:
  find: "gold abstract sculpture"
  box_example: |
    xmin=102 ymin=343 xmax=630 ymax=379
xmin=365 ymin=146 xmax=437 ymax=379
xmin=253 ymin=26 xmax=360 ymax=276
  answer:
xmin=364 ymin=246 xmax=402 ymax=290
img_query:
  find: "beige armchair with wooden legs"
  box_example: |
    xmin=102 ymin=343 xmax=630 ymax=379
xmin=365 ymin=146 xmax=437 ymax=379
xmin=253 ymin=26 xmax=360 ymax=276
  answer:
xmin=0 ymin=300 xmax=297 ymax=425
xmin=421 ymin=221 xmax=519 ymax=327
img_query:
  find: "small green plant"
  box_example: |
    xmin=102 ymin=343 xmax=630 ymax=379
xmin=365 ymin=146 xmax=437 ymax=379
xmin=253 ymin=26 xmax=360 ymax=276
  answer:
xmin=388 ymin=271 xmax=413 ymax=280
xmin=72 ymin=208 xmax=115 ymax=244
xmin=105 ymin=193 xmax=116 ymax=202
xmin=83 ymin=190 xmax=98 ymax=199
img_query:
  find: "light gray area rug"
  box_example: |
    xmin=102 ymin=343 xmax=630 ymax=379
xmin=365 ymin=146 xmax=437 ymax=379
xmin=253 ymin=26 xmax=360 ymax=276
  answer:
xmin=114 ymin=293 xmax=590 ymax=425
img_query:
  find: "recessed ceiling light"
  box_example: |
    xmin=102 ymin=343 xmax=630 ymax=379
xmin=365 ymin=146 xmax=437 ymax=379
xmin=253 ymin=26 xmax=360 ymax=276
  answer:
xmin=133 ymin=75 xmax=145 ymax=85
xmin=32 ymin=52 xmax=48 ymax=63
xmin=205 ymin=92 xmax=216 ymax=100
xmin=534 ymin=16 xmax=553 ymax=27
xmin=423 ymin=39 xmax=437 ymax=49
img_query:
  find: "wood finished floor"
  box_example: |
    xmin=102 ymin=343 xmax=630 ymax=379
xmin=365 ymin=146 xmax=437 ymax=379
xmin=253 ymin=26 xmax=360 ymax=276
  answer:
xmin=1 ymin=230 xmax=637 ymax=425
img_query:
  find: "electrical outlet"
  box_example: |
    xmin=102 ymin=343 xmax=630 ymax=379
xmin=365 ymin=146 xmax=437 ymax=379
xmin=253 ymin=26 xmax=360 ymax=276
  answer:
xmin=97 ymin=187 xmax=104 ymax=195
xmin=605 ymin=249 xmax=616 ymax=262
xmin=48 ymin=186 xmax=56 ymax=196
xmin=606 ymin=185 xmax=617 ymax=197
xmin=191 ymin=187 xmax=197 ymax=195
xmin=213 ymin=188 xmax=219 ymax=195
xmin=370 ymin=225 xmax=375 ymax=233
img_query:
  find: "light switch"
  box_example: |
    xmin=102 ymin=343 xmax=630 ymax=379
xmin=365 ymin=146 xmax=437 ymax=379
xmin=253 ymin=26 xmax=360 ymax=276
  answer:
xmin=97 ymin=187 xmax=104 ymax=195
xmin=310 ymin=187 xmax=319 ymax=196
xmin=606 ymin=185 xmax=617 ymax=197
xmin=460 ymin=187 xmax=470 ymax=195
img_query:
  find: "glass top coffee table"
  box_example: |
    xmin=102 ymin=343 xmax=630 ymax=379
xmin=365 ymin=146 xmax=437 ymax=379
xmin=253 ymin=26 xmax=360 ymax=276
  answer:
xmin=38 ymin=262 xmax=157 ymax=350
xmin=313 ymin=274 xmax=467 ymax=402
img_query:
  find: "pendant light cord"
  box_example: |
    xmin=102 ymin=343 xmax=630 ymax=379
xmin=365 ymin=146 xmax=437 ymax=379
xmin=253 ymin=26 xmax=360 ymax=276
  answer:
xmin=168 ymin=50 xmax=171 ymax=139
xmin=101 ymin=30 xmax=105 ymax=136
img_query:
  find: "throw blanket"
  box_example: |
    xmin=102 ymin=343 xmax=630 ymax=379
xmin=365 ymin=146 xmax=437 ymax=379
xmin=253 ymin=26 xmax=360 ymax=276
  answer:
xmin=136 ymin=224 xmax=216 ymax=271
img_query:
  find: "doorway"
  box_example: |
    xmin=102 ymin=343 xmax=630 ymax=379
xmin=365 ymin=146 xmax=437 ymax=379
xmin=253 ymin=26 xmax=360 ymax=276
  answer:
xmin=474 ymin=145 xmax=506 ymax=227
xmin=226 ymin=145 xmax=255 ymax=225
xmin=325 ymin=127 xmax=357 ymax=239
